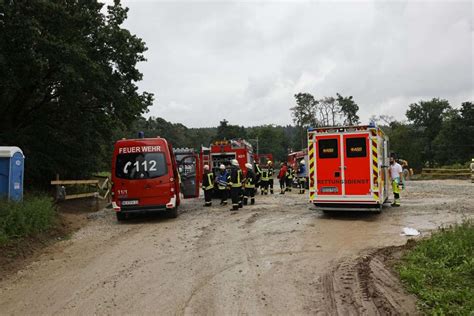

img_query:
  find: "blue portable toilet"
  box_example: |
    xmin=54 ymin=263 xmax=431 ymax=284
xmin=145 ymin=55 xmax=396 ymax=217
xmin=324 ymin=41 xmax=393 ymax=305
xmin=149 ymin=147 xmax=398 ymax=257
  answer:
xmin=0 ymin=146 xmax=25 ymax=201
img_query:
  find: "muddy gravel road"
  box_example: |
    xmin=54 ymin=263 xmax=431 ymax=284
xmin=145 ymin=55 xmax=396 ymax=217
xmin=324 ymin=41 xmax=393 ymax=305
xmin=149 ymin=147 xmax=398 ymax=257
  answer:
xmin=0 ymin=180 xmax=472 ymax=315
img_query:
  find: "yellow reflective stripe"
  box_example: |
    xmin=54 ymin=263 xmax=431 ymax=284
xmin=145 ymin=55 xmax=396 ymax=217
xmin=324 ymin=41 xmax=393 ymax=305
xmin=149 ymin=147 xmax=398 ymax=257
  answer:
xmin=205 ymin=173 xmax=214 ymax=190
xmin=232 ymin=170 xmax=242 ymax=187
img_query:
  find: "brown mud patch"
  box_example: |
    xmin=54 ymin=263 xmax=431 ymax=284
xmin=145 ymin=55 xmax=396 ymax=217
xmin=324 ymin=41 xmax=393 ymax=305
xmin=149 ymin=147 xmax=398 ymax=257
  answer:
xmin=319 ymin=241 xmax=419 ymax=315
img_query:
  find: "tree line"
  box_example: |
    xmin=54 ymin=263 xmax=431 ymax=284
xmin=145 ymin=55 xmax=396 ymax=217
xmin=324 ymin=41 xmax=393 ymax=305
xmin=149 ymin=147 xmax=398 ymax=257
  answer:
xmin=290 ymin=91 xmax=472 ymax=170
xmin=1 ymin=1 xmax=471 ymax=190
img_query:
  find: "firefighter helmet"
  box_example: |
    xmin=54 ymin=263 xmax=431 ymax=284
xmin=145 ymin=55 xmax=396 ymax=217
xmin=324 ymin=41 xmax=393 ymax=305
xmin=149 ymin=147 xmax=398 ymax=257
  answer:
xmin=245 ymin=163 xmax=252 ymax=169
xmin=300 ymin=160 xmax=306 ymax=165
xmin=204 ymin=164 xmax=210 ymax=170
xmin=220 ymin=164 xmax=226 ymax=170
xmin=268 ymin=160 xmax=272 ymax=165
xmin=231 ymin=159 xmax=239 ymax=166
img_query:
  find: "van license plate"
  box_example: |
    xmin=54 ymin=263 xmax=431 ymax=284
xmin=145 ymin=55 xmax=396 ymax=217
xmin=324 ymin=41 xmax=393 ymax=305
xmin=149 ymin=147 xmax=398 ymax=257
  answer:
xmin=121 ymin=200 xmax=139 ymax=206
xmin=321 ymin=187 xmax=338 ymax=193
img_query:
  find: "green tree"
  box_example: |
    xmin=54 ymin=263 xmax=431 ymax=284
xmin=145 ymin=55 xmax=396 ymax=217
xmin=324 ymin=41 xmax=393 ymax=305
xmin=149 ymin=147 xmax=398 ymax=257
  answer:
xmin=0 ymin=0 xmax=153 ymax=187
xmin=291 ymin=93 xmax=318 ymax=149
xmin=247 ymin=125 xmax=290 ymax=162
xmin=386 ymin=122 xmax=424 ymax=170
xmin=406 ymin=98 xmax=451 ymax=167
xmin=433 ymin=102 xmax=474 ymax=165
xmin=337 ymin=93 xmax=360 ymax=125
xmin=216 ymin=119 xmax=246 ymax=140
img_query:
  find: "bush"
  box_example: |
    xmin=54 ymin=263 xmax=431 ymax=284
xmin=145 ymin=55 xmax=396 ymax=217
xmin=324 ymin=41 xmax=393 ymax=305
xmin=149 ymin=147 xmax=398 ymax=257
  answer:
xmin=0 ymin=195 xmax=56 ymax=245
xmin=397 ymin=221 xmax=474 ymax=315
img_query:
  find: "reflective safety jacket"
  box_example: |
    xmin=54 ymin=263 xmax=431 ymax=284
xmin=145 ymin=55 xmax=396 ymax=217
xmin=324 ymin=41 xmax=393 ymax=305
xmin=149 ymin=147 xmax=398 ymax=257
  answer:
xmin=255 ymin=164 xmax=262 ymax=177
xmin=216 ymin=170 xmax=229 ymax=190
xmin=261 ymin=167 xmax=270 ymax=181
xmin=269 ymin=166 xmax=274 ymax=177
xmin=229 ymin=166 xmax=243 ymax=188
xmin=244 ymin=169 xmax=256 ymax=188
xmin=202 ymin=171 xmax=214 ymax=191
xmin=286 ymin=166 xmax=294 ymax=179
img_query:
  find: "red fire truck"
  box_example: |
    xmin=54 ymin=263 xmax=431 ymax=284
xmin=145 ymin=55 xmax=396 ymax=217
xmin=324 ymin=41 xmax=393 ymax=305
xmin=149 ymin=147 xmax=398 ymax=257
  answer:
xmin=111 ymin=137 xmax=199 ymax=221
xmin=288 ymin=149 xmax=308 ymax=169
xmin=200 ymin=139 xmax=254 ymax=175
xmin=307 ymin=125 xmax=390 ymax=212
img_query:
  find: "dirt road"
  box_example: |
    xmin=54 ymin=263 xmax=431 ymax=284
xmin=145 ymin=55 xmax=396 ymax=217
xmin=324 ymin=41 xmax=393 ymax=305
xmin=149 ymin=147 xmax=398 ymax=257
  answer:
xmin=0 ymin=180 xmax=472 ymax=315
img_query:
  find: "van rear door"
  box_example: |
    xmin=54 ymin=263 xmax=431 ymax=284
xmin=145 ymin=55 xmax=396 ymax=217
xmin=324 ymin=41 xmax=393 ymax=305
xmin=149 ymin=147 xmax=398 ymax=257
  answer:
xmin=177 ymin=154 xmax=200 ymax=198
xmin=315 ymin=135 xmax=342 ymax=196
xmin=115 ymin=152 xmax=171 ymax=204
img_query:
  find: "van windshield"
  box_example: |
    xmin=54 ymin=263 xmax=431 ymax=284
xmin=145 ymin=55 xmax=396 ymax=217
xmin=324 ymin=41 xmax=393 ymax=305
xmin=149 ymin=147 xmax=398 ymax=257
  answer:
xmin=115 ymin=153 xmax=168 ymax=179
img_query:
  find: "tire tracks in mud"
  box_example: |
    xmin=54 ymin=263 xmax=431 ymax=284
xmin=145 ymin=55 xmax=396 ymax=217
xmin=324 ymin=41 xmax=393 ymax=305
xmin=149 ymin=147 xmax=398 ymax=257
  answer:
xmin=317 ymin=246 xmax=419 ymax=316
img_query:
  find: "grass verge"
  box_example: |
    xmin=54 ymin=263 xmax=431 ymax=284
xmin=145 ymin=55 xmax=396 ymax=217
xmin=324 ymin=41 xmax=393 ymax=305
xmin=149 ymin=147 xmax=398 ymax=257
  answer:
xmin=0 ymin=195 xmax=57 ymax=245
xmin=397 ymin=221 xmax=474 ymax=315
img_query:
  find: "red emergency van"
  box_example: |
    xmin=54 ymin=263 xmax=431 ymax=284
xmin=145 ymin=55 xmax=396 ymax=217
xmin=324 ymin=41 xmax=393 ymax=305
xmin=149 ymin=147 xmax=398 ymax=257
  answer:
xmin=111 ymin=137 xmax=198 ymax=221
xmin=307 ymin=125 xmax=390 ymax=212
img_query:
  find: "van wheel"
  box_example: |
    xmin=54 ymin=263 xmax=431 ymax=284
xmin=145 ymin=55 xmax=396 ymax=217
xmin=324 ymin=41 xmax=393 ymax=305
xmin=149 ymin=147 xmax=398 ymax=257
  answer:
xmin=116 ymin=212 xmax=126 ymax=221
xmin=167 ymin=207 xmax=178 ymax=218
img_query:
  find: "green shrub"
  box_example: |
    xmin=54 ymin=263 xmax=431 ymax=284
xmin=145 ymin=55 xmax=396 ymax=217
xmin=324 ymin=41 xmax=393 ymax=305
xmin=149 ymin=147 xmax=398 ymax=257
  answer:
xmin=0 ymin=195 xmax=56 ymax=245
xmin=397 ymin=221 xmax=474 ymax=315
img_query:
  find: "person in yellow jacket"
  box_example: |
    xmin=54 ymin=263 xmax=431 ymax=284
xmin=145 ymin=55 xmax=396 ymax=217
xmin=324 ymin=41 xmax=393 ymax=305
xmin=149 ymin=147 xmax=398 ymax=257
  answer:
xmin=202 ymin=165 xmax=214 ymax=207
xmin=260 ymin=164 xmax=270 ymax=195
xmin=267 ymin=160 xmax=274 ymax=194
xmin=285 ymin=164 xmax=294 ymax=192
xmin=389 ymin=156 xmax=404 ymax=207
xmin=243 ymin=163 xmax=256 ymax=205
xmin=229 ymin=159 xmax=243 ymax=211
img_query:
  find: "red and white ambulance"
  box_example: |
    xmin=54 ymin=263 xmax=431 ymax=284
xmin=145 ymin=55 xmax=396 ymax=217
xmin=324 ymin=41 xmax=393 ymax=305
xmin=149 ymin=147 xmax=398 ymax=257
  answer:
xmin=111 ymin=137 xmax=198 ymax=221
xmin=307 ymin=125 xmax=390 ymax=212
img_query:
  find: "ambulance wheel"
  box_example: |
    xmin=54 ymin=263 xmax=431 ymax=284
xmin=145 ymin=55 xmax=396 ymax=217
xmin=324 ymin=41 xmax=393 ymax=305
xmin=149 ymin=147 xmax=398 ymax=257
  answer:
xmin=167 ymin=207 xmax=178 ymax=218
xmin=375 ymin=205 xmax=382 ymax=214
xmin=116 ymin=212 xmax=127 ymax=221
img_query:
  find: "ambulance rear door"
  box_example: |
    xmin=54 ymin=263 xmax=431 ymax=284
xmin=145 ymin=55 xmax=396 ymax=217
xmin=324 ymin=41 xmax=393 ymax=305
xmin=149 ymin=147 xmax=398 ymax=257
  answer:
xmin=315 ymin=135 xmax=343 ymax=196
xmin=342 ymin=133 xmax=371 ymax=196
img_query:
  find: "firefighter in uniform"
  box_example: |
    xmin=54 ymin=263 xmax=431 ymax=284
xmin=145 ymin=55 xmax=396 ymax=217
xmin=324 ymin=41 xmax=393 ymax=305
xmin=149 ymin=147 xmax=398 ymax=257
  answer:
xmin=243 ymin=163 xmax=256 ymax=205
xmin=216 ymin=164 xmax=229 ymax=205
xmin=286 ymin=164 xmax=294 ymax=192
xmin=389 ymin=155 xmax=404 ymax=207
xmin=277 ymin=162 xmax=288 ymax=194
xmin=297 ymin=160 xmax=307 ymax=194
xmin=267 ymin=161 xmax=274 ymax=194
xmin=254 ymin=161 xmax=262 ymax=193
xmin=229 ymin=159 xmax=243 ymax=211
xmin=202 ymin=165 xmax=214 ymax=207
xmin=260 ymin=164 xmax=270 ymax=195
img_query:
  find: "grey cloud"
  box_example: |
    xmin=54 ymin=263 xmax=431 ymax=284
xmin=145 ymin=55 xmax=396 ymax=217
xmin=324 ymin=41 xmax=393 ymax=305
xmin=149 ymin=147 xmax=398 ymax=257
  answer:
xmin=118 ymin=0 xmax=472 ymax=127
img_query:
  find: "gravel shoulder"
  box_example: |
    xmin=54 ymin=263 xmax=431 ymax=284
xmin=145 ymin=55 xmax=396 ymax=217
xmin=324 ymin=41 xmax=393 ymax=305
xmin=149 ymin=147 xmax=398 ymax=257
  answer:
xmin=0 ymin=180 xmax=472 ymax=315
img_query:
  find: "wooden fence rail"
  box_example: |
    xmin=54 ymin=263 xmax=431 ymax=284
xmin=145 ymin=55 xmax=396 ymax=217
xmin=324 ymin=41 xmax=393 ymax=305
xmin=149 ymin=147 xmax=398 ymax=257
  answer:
xmin=51 ymin=175 xmax=111 ymax=201
xmin=421 ymin=168 xmax=470 ymax=178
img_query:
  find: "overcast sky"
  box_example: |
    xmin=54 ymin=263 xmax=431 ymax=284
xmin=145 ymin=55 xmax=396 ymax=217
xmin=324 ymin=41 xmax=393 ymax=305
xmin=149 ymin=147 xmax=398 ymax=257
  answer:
xmin=113 ymin=0 xmax=472 ymax=128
